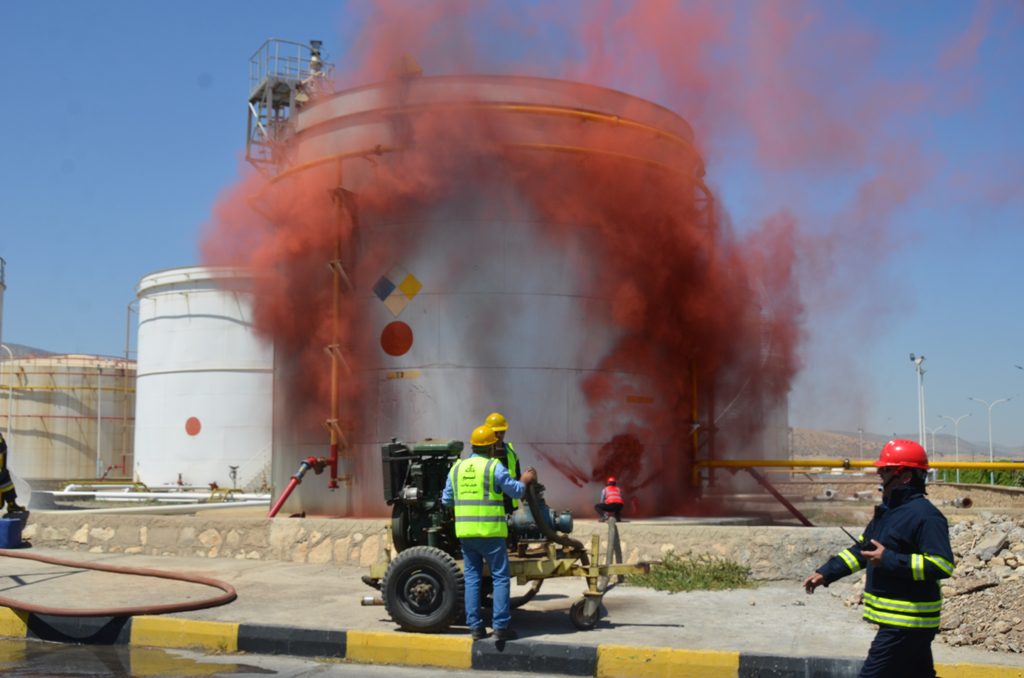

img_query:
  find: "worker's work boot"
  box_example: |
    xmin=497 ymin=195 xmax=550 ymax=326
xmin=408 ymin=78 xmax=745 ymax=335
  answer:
xmin=470 ymin=626 xmax=489 ymax=640
xmin=493 ymin=628 xmax=518 ymax=641
xmin=4 ymin=502 xmax=25 ymax=516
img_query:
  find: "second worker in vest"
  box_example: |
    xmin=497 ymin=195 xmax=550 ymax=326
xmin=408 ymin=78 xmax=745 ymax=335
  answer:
xmin=484 ymin=411 xmax=521 ymax=515
xmin=442 ymin=424 xmax=537 ymax=641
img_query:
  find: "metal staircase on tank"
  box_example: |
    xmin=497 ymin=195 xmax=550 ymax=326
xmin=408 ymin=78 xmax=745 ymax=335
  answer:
xmin=246 ymin=39 xmax=333 ymax=175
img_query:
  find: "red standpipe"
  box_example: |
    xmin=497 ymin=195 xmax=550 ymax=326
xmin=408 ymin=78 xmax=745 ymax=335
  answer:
xmin=267 ymin=456 xmax=325 ymax=518
xmin=328 ymin=441 xmax=339 ymax=489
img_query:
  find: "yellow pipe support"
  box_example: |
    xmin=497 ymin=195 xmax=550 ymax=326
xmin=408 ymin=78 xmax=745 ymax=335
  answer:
xmin=695 ymin=459 xmax=1024 ymax=471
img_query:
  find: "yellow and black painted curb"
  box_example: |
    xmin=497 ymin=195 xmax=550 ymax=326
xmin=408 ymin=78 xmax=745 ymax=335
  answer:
xmin=2 ymin=608 xmax=1023 ymax=677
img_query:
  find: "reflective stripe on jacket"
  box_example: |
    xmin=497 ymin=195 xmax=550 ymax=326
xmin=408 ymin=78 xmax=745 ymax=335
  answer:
xmin=817 ymin=486 xmax=954 ymax=629
xmin=450 ymin=456 xmax=508 ymax=539
xmin=497 ymin=442 xmax=520 ymax=510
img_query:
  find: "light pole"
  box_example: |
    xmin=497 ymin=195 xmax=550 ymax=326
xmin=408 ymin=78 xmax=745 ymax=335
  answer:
xmin=910 ymin=354 xmax=926 ymax=445
xmin=926 ymin=424 xmax=944 ymax=481
xmin=969 ymin=396 xmax=1011 ymax=485
xmin=96 ymin=365 xmax=103 ymax=478
xmin=857 ymin=427 xmax=864 ymax=462
xmin=0 ymin=343 xmax=11 ymax=440
xmin=940 ymin=414 xmax=970 ymax=484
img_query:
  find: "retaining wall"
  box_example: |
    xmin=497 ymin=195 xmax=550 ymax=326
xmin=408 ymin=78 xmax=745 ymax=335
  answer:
xmin=20 ymin=514 xmax=853 ymax=580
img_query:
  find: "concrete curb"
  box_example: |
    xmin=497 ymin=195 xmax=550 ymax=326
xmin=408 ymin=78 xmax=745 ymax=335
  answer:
xmin=2 ymin=608 xmax=1023 ymax=677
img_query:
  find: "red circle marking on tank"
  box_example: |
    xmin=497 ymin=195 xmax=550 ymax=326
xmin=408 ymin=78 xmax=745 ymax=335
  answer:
xmin=380 ymin=321 xmax=414 ymax=356
xmin=185 ymin=417 xmax=202 ymax=436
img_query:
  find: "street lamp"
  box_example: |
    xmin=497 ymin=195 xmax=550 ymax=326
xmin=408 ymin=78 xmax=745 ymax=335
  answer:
xmin=940 ymin=413 xmax=971 ymax=484
xmin=910 ymin=354 xmax=926 ymax=445
xmin=857 ymin=428 xmax=864 ymax=462
xmin=968 ymin=396 xmax=1012 ymax=485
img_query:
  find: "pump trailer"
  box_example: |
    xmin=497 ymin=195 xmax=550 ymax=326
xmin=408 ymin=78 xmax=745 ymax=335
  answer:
xmin=361 ymin=439 xmax=649 ymax=632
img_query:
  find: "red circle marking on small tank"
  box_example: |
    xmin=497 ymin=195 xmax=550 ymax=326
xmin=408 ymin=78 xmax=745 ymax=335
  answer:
xmin=185 ymin=417 xmax=202 ymax=436
xmin=380 ymin=321 xmax=414 ymax=356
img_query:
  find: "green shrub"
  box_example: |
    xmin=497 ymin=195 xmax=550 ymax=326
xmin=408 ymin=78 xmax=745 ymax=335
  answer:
xmin=626 ymin=551 xmax=753 ymax=593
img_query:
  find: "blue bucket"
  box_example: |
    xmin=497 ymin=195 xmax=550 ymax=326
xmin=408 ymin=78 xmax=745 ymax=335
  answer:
xmin=0 ymin=517 xmax=24 ymax=548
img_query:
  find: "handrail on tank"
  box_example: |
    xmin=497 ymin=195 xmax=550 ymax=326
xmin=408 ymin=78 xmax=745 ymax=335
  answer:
xmin=249 ymin=38 xmax=333 ymax=96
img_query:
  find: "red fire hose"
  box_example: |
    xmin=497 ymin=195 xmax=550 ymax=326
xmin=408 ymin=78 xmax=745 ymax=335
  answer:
xmin=0 ymin=548 xmax=237 ymax=617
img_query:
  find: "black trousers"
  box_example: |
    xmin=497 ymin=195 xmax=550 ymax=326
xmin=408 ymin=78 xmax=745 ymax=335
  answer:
xmin=595 ymin=503 xmax=622 ymax=520
xmin=859 ymin=626 xmax=937 ymax=678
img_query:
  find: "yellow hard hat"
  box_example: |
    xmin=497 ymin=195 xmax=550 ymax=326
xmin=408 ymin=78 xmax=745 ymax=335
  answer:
xmin=484 ymin=412 xmax=509 ymax=432
xmin=471 ymin=425 xmax=498 ymax=447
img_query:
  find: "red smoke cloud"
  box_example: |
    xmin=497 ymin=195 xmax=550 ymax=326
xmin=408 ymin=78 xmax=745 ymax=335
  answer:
xmin=203 ymin=1 xmax=1005 ymax=516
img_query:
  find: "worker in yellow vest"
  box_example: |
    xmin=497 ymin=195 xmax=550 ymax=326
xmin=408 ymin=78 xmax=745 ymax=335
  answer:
xmin=442 ymin=425 xmax=536 ymax=640
xmin=485 ymin=411 xmax=521 ymax=514
xmin=0 ymin=433 xmax=25 ymax=515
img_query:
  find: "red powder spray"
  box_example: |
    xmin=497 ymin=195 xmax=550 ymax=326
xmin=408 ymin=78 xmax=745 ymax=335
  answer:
xmin=203 ymin=1 xmax=976 ymax=516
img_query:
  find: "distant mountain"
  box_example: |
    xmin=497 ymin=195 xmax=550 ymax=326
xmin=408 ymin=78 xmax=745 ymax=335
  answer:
xmin=791 ymin=428 xmax=1023 ymax=461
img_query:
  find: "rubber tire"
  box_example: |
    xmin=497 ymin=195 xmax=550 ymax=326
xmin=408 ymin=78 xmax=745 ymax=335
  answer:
xmin=382 ymin=546 xmax=463 ymax=633
xmin=391 ymin=504 xmax=411 ymax=553
xmin=569 ymin=599 xmax=598 ymax=630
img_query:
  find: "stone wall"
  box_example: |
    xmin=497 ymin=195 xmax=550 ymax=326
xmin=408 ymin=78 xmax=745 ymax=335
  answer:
xmin=20 ymin=513 xmax=855 ymax=581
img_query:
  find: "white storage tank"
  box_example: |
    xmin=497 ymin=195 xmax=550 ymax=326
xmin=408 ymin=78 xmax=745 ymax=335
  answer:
xmin=0 ymin=353 xmax=135 ymax=481
xmin=134 ymin=266 xmax=273 ymax=489
xmin=269 ymin=75 xmax=733 ymax=517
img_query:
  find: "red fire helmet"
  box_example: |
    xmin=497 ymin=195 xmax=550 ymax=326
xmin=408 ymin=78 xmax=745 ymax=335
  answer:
xmin=874 ymin=439 xmax=929 ymax=470
xmin=607 ymin=476 xmax=617 ymax=485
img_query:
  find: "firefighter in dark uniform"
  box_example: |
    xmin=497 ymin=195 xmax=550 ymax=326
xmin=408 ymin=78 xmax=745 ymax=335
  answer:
xmin=0 ymin=432 xmax=25 ymax=515
xmin=803 ymin=440 xmax=954 ymax=678
xmin=485 ymin=412 xmax=521 ymax=515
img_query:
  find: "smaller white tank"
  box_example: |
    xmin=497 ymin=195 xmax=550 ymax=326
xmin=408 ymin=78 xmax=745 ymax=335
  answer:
xmin=134 ymin=266 xmax=274 ymax=489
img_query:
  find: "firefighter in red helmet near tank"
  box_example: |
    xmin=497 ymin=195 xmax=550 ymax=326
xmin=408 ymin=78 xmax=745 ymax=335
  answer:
xmin=595 ymin=476 xmax=624 ymax=522
xmin=803 ymin=440 xmax=954 ymax=677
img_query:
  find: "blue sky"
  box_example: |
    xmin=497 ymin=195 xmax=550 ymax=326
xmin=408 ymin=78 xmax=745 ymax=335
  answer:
xmin=1 ymin=1 xmax=1022 ymax=449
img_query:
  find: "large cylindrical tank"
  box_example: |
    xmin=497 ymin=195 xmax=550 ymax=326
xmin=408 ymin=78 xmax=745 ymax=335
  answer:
xmin=0 ymin=353 xmax=135 ymax=481
xmin=268 ymin=75 xmax=780 ymax=517
xmin=134 ymin=266 xmax=274 ymax=489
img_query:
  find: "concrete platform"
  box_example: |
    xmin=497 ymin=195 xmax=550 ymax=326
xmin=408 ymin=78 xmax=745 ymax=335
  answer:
xmin=2 ymin=547 xmax=1024 ymax=676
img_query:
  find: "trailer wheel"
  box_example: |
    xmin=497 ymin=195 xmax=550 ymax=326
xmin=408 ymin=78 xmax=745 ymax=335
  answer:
xmin=391 ymin=504 xmax=411 ymax=553
xmin=569 ymin=599 xmax=598 ymax=630
xmin=382 ymin=546 xmax=463 ymax=633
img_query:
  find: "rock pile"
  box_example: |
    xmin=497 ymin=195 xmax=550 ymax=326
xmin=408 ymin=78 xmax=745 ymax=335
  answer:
xmin=938 ymin=513 xmax=1024 ymax=653
xmin=827 ymin=513 xmax=1024 ymax=653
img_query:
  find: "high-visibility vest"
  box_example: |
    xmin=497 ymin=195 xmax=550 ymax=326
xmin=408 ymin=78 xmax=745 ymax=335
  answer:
xmin=603 ymin=484 xmax=623 ymax=505
xmin=450 ymin=455 xmax=508 ymax=539
xmin=497 ymin=442 xmax=520 ymax=510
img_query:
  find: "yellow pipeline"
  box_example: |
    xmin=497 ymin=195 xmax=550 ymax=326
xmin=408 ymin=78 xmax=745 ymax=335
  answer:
xmin=692 ymin=458 xmax=1024 ymax=486
xmin=696 ymin=459 xmax=1024 ymax=470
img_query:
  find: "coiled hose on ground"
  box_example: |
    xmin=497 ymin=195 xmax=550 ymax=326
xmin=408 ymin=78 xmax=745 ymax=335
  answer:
xmin=0 ymin=548 xmax=237 ymax=617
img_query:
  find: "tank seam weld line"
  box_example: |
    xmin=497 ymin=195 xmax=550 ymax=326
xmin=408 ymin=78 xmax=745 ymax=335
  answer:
xmin=1 ymin=609 xmax=1023 ymax=677
xmin=136 ymin=368 xmax=274 ymax=377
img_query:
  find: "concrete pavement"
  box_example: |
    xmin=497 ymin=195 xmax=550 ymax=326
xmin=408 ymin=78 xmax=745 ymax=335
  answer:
xmin=3 ymin=546 xmax=1024 ymax=677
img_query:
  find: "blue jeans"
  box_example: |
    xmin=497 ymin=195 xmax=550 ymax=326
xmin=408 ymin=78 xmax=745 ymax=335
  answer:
xmin=461 ymin=537 xmax=511 ymax=631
